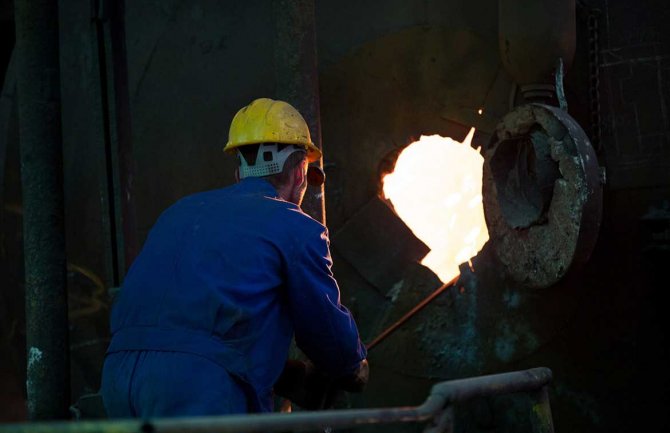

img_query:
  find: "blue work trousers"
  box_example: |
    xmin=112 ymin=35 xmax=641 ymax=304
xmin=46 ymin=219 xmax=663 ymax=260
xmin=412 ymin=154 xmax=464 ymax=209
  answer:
xmin=101 ymin=350 xmax=248 ymax=417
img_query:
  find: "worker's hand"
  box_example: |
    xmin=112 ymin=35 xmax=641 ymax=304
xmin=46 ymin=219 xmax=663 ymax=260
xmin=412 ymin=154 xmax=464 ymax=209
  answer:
xmin=273 ymin=359 xmax=369 ymax=409
xmin=274 ymin=359 xmax=311 ymax=400
xmin=273 ymin=359 xmax=334 ymax=410
xmin=334 ymin=359 xmax=369 ymax=393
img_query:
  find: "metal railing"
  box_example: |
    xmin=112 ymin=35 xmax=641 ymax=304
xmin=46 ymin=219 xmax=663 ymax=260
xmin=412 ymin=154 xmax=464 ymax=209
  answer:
xmin=0 ymin=367 xmax=554 ymax=433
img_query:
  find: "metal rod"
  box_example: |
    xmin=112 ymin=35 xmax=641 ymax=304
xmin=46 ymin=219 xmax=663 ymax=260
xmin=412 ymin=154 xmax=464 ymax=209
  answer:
xmin=93 ymin=0 xmax=138 ymax=281
xmin=366 ymin=274 xmax=460 ymax=350
xmin=14 ymin=0 xmax=70 ymax=419
xmin=106 ymin=0 xmax=138 ymax=276
xmin=423 ymin=405 xmax=454 ymax=433
xmin=530 ymin=386 xmax=555 ymax=433
xmin=273 ymin=0 xmax=325 ymax=224
xmin=429 ymin=367 xmax=552 ymax=402
xmin=0 ymin=367 xmax=552 ymax=433
xmin=0 ymin=399 xmax=439 ymax=433
xmin=0 ymin=48 xmax=16 ymax=215
xmin=93 ymin=4 xmax=121 ymax=287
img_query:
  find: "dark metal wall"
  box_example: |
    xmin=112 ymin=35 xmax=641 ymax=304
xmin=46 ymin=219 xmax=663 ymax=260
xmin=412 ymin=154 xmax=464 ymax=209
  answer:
xmin=0 ymin=0 xmax=668 ymax=430
xmin=0 ymin=0 xmax=23 ymax=419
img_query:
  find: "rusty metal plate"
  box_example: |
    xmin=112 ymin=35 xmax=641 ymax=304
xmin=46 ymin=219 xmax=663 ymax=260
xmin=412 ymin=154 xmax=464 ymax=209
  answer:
xmin=482 ymin=104 xmax=603 ymax=289
xmin=331 ymin=196 xmax=430 ymax=292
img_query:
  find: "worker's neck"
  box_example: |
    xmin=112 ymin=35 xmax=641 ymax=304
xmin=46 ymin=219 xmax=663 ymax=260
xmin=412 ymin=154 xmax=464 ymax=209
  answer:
xmin=275 ymin=183 xmax=294 ymax=204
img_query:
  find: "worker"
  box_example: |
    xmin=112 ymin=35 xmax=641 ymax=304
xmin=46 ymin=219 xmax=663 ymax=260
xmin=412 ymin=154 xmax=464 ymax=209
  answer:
xmin=100 ymin=98 xmax=368 ymax=417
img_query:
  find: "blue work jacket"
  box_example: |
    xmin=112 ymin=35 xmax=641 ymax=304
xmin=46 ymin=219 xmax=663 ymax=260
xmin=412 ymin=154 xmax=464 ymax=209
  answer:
xmin=106 ymin=178 xmax=367 ymax=413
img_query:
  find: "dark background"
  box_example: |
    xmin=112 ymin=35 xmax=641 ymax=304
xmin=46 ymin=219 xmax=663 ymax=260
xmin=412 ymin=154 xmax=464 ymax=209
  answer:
xmin=1 ymin=0 xmax=668 ymax=431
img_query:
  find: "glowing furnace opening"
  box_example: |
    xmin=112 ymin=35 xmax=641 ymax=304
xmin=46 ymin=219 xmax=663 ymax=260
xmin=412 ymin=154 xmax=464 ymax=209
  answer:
xmin=382 ymin=128 xmax=489 ymax=283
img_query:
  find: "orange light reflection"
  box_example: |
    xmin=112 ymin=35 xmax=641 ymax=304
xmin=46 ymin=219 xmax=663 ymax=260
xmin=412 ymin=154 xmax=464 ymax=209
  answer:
xmin=382 ymin=128 xmax=489 ymax=283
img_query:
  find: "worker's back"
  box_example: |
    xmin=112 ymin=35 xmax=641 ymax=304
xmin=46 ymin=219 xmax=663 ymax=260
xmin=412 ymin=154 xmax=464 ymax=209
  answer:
xmin=102 ymin=177 xmax=366 ymax=416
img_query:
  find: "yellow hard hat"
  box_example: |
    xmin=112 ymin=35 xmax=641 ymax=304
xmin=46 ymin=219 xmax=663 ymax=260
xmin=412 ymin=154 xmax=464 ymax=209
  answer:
xmin=224 ymin=98 xmax=322 ymax=163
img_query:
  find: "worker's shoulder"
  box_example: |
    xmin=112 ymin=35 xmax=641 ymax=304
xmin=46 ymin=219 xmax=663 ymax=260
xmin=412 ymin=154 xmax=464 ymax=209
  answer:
xmin=269 ymin=198 xmax=327 ymax=233
xmin=171 ymin=181 xmax=259 ymax=207
xmin=161 ymin=188 xmax=223 ymax=214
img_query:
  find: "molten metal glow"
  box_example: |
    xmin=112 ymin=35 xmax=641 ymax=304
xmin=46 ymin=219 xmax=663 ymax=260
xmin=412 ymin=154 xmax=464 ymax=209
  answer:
xmin=382 ymin=128 xmax=489 ymax=283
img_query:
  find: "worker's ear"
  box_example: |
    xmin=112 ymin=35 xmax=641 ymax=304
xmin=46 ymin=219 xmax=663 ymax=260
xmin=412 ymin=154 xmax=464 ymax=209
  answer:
xmin=293 ymin=160 xmax=306 ymax=187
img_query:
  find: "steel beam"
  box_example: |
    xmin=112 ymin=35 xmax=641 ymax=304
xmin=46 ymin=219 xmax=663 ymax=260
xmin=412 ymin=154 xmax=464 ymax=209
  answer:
xmin=273 ymin=0 xmax=325 ymax=223
xmin=14 ymin=0 xmax=70 ymax=420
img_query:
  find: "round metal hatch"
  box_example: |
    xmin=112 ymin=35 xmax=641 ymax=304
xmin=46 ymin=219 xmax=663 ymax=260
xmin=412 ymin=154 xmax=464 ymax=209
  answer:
xmin=482 ymin=104 xmax=603 ymax=289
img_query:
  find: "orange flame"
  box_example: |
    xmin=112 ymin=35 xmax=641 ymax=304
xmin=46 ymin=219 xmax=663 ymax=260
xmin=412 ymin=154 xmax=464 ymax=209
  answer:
xmin=382 ymin=128 xmax=489 ymax=283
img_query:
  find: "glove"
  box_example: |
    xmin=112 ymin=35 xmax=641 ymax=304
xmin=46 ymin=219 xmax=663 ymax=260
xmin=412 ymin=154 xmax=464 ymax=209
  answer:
xmin=273 ymin=359 xmax=369 ymax=410
xmin=333 ymin=359 xmax=369 ymax=393
xmin=273 ymin=359 xmax=332 ymax=410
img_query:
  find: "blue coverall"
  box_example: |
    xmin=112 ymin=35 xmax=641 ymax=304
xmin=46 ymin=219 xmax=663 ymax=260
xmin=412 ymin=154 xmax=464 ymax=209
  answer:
xmin=101 ymin=177 xmax=367 ymax=416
